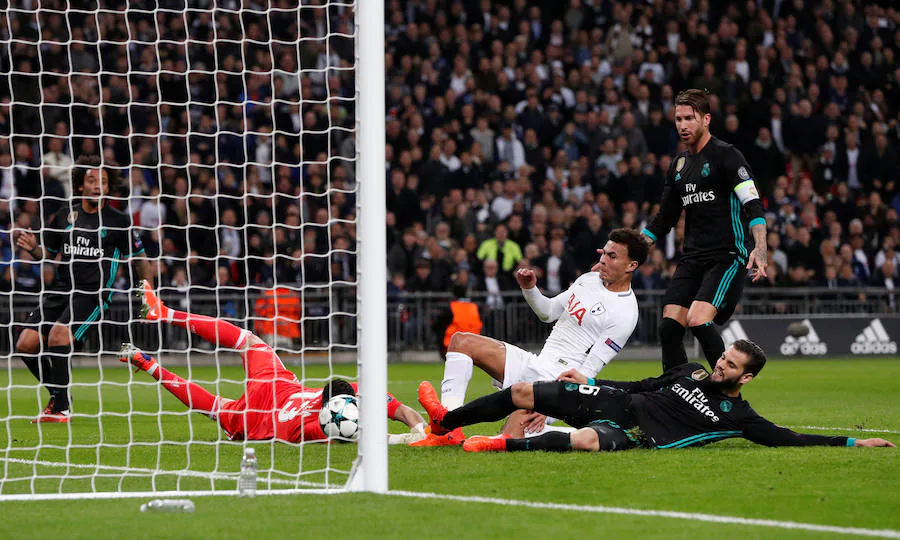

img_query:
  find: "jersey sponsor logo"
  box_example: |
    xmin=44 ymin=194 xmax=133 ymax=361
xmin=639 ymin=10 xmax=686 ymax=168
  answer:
xmin=670 ymin=383 xmax=719 ymax=422
xmin=675 ymin=156 xmax=685 ymax=171
xmin=277 ymin=391 xmax=319 ymax=422
xmin=590 ymin=301 xmax=606 ymax=315
xmin=719 ymin=400 xmax=732 ymax=412
xmin=738 ymin=166 xmax=750 ymax=180
xmin=605 ymin=338 xmax=621 ymax=352
xmin=780 ymin=319 xmax=827 ymax=355
xmin=566 ymin=293 xmax=586 ymax=326
xmin=851 ymin=318 xmax=897 ymax=354
xmin=681 ymin=190 xmax=716 ymax=206
xmin=64 ymin=236 xmax=105 ymax=257
xmin=701 ymin=162 xmax=710 ymax=177
xmin=691 ymin=369 xmax=709 ymax=381
xmin=721 ymin=320 xmax=748 ymax=346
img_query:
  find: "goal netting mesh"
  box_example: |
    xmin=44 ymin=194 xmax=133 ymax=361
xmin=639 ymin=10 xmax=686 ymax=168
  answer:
xmin=0 ymin=0 xmax=381 ymax=498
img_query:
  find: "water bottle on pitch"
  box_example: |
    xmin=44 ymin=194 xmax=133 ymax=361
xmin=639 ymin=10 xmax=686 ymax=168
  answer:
xmin=140 ymin=499 xmax=195 ymax=512
xmin=239 ymin=447 xmax=258 ymax=497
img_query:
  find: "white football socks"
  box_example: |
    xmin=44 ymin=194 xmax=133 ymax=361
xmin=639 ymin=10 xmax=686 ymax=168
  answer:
xmin=441 ymin=352 xmax=473 ymax=410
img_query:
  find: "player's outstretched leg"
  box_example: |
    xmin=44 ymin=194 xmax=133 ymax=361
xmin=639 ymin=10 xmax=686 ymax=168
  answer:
xmin=120 ymin=342 xmax=220 ymax=416
xmin=418 ymin=381 xmax=520 ymax=433
xmin=464 ymin=432 xmax=574 ymax=452
xmin=138 ymin=280 xmax=248 ymax=350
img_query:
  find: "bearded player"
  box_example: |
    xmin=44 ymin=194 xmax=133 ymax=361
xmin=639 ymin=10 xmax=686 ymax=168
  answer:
xmin=418 ymin=228 xmax=647 ymax=446
xmin=418 ymin=339 xmax=895 ymax=453
xmin=121 ymin=281 xmax=426 ymax=444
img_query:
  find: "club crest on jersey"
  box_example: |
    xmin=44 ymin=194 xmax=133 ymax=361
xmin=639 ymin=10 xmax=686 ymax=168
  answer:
xmin=68 ymin=211 xmax=77 ymax=224
xmin=738 ymin=166 xmax=750 ymax=180
xmin=675 ymin=157 xmax=685 ymax=171
xmin=605 ymin=338 xmax=622 ymax=352
xmin=719 ymin=400 xmax=733 ymax=413
xmin=590 ymin=302 xmax=606 ymax=315
xmin=701 ymin=162 xmax=710 ymax=177
xmin=691 ymin=369 xmax=709 ymax=381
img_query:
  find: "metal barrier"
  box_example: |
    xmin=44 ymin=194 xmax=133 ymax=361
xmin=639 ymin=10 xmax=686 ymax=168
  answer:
xmin=0 ymin=287 xmax=895 ymax=355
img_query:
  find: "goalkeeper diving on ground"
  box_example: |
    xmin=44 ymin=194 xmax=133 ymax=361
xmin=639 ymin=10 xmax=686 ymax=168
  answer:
xmin=121 ymin=281 xmax=426 ymax=444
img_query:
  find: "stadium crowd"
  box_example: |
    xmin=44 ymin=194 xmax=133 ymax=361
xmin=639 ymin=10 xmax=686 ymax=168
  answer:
xmin=0 ymin=0 xmax=899 ymax=308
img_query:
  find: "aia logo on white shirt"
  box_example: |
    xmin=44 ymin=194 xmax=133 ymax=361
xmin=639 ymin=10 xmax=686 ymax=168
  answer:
xmin=566 ymin=293 xmax=586 ymax=325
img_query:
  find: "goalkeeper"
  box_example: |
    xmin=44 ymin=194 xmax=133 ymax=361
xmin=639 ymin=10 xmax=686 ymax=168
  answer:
xmin=417 ymin=339 xmax=895 ymax=452
xmin=121 ymin=281 xmax=426 ymax=444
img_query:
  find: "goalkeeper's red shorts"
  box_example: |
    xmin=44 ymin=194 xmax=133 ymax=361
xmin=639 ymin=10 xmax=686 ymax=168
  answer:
xmin=216 ymin=343 xmax=325 ymax=442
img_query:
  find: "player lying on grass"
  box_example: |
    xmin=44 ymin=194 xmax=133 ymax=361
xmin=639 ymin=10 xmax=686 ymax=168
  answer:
xmin=417 ymin=339 xmax=895 ymax=452
xmin=122 ymin=281 xmax=426 ymax=444
xmin=418 ymin=228 xmax=647 ymax=446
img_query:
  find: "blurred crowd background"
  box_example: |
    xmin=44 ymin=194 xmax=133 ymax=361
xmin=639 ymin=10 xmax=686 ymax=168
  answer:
xmin=0 ymin=0 xmax=898 ymax=310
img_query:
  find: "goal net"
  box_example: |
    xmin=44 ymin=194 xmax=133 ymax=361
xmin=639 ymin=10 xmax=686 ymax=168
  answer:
xmin=0 ymin=0 xmax=386 ymax=499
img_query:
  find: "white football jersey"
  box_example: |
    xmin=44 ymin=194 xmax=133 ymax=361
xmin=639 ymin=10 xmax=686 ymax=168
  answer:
xmin=536 ymin=272 xmax=639 ymax=377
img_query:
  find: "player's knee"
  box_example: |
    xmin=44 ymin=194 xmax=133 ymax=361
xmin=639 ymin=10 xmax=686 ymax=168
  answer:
xmin=244 ymin=333 xmax=265 ymax=349
xmin=659 ymin=317 xmax=685 ymax=343
xmin=686 ymin=315 xmax=713 ymax=328
xmin=15 ymin=331 xmax=40 ymax=353
xmin=509 ymin=382 xmax=534 ymax=408
xmin=570 ymin=428 xmax=600 ymax=452
xmin=448 ymin=332 xmax=476 ymax=353
xmin=46 ymin=326 xmax=73 ymax=348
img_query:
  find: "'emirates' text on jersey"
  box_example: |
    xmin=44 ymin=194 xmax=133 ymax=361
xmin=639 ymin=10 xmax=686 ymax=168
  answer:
xmin=539 ymin=272 xmax=639 ymax=377
xmin=42 ymin=203 xmax=145 ymax=293
xmin=644 ymin=137 xmax=765 ymax=263
xmin=595 ymin=363 xmax=849 ymax=448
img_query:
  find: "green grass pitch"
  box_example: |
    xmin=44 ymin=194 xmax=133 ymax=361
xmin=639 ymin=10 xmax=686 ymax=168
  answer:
xmin=0 ymin=358 xmax=898 ymax=539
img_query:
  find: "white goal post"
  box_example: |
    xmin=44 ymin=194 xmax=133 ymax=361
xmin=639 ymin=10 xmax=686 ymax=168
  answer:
xmin=0 ymin=0 xmax=386 ymax=499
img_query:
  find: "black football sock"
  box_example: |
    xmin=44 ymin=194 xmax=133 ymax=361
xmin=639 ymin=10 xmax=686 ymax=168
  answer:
xmin=690 ymin=322 xmax=725 ymax=370
xmin=659 ymin=317 xmax=688 ymax=371
xmin=505 ymin=432 xmax=572 ymax=452
xmin=442 ymin=388 xmax=516 ymax=430
xmin=21 ymin=354 xmax=53 ymax=388
xmin=46 ymin=345 xmax=72 ymax=412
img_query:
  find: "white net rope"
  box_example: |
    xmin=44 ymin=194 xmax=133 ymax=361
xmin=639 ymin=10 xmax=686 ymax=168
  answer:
xmin=0 ymin=0 xmax=360 ymax=496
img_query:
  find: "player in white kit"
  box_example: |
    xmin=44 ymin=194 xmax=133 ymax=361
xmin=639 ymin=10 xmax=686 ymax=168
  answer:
xmin=413 ymin=228 xmax=648 ymax=446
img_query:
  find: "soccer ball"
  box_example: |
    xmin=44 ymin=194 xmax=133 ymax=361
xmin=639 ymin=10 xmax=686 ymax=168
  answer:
xmin=318 ymin=394 xmax=360 ymax=441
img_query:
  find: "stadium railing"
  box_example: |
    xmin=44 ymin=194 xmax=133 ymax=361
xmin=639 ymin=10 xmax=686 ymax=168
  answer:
xmin=1 ymin=287 xmax=895 ymax=355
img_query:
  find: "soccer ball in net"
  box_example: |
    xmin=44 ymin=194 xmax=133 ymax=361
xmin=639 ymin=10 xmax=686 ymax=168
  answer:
xmin=319 ymin=395 xmax=361 ymax=441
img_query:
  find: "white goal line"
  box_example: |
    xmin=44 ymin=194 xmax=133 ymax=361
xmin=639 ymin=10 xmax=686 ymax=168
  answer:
xmin=388 ymin=490 xmax=900 ymax=539
xmin=0 ymin=457 xmax=335 ymax=489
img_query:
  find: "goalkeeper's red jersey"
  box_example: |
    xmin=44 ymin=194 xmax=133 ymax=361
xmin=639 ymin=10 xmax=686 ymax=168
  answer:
xmin=216 ymin=344 xmax=401 ymax=442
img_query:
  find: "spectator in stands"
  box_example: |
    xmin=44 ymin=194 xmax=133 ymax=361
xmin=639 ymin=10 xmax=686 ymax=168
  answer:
xmin=476 ymin=223 xmax=522 ymax=276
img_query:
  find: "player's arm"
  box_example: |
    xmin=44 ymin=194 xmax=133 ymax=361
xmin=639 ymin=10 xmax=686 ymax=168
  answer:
xmin=739 ymin=411 xmax=895 ymax=447
xmin=723 ymin=147 xmax=768 ymax=281
xmin=560 ymin=363 xmax=701 ymax=393
xmin=386 ymin=394 xmax=427 ymax=445
xmin=641 ymin=157 xmax=682 ymax=246
xmin=516 ymin=267 xmax=567 ymax=322
xmin=15 ymin=230 xmax=46 ymax=260
xmin=128 ymin=229 xmax=154 ymax=285
xmin=578 ymin=318 xmax=636 ymax=378
xmin=16 ymin=211 xmax=63 ymax=260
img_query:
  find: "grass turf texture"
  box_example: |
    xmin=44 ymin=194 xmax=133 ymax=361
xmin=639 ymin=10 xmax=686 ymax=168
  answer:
xmin=0 ymin=358 xmax=898 ymax=538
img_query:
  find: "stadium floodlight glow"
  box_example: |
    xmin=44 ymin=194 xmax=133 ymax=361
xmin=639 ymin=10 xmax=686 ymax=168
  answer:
xmin=0 ymin=1 xmax=386 ymax=499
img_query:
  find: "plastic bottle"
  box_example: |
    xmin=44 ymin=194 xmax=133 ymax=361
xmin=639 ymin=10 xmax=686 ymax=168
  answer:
xmin=140 ymin=499 xmax=195 ymax=513
xmin=239 ymin=447 xmax=258 ymax=497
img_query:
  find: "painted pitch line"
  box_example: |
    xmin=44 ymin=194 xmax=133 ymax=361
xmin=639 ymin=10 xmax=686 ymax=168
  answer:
xmin=785 ymin=425 xmax=900 ymax=435
xmin=0 ymin=457 xmax=332 ymax=488
xmin=388 ymin=490 xmax=900 ymax=539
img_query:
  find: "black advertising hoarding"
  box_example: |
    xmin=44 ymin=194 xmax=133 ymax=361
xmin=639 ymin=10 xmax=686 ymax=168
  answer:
xmin=720 ymin=317 xmax=899 ymax=358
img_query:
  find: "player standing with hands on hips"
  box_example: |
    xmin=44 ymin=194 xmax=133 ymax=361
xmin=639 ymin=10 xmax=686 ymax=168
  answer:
xmin=641 ymin=89 xmax=768 ymax=371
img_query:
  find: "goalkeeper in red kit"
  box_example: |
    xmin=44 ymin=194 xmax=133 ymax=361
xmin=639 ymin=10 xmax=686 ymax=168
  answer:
xmin=120 ymin=281 xmax=426 ymax=444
